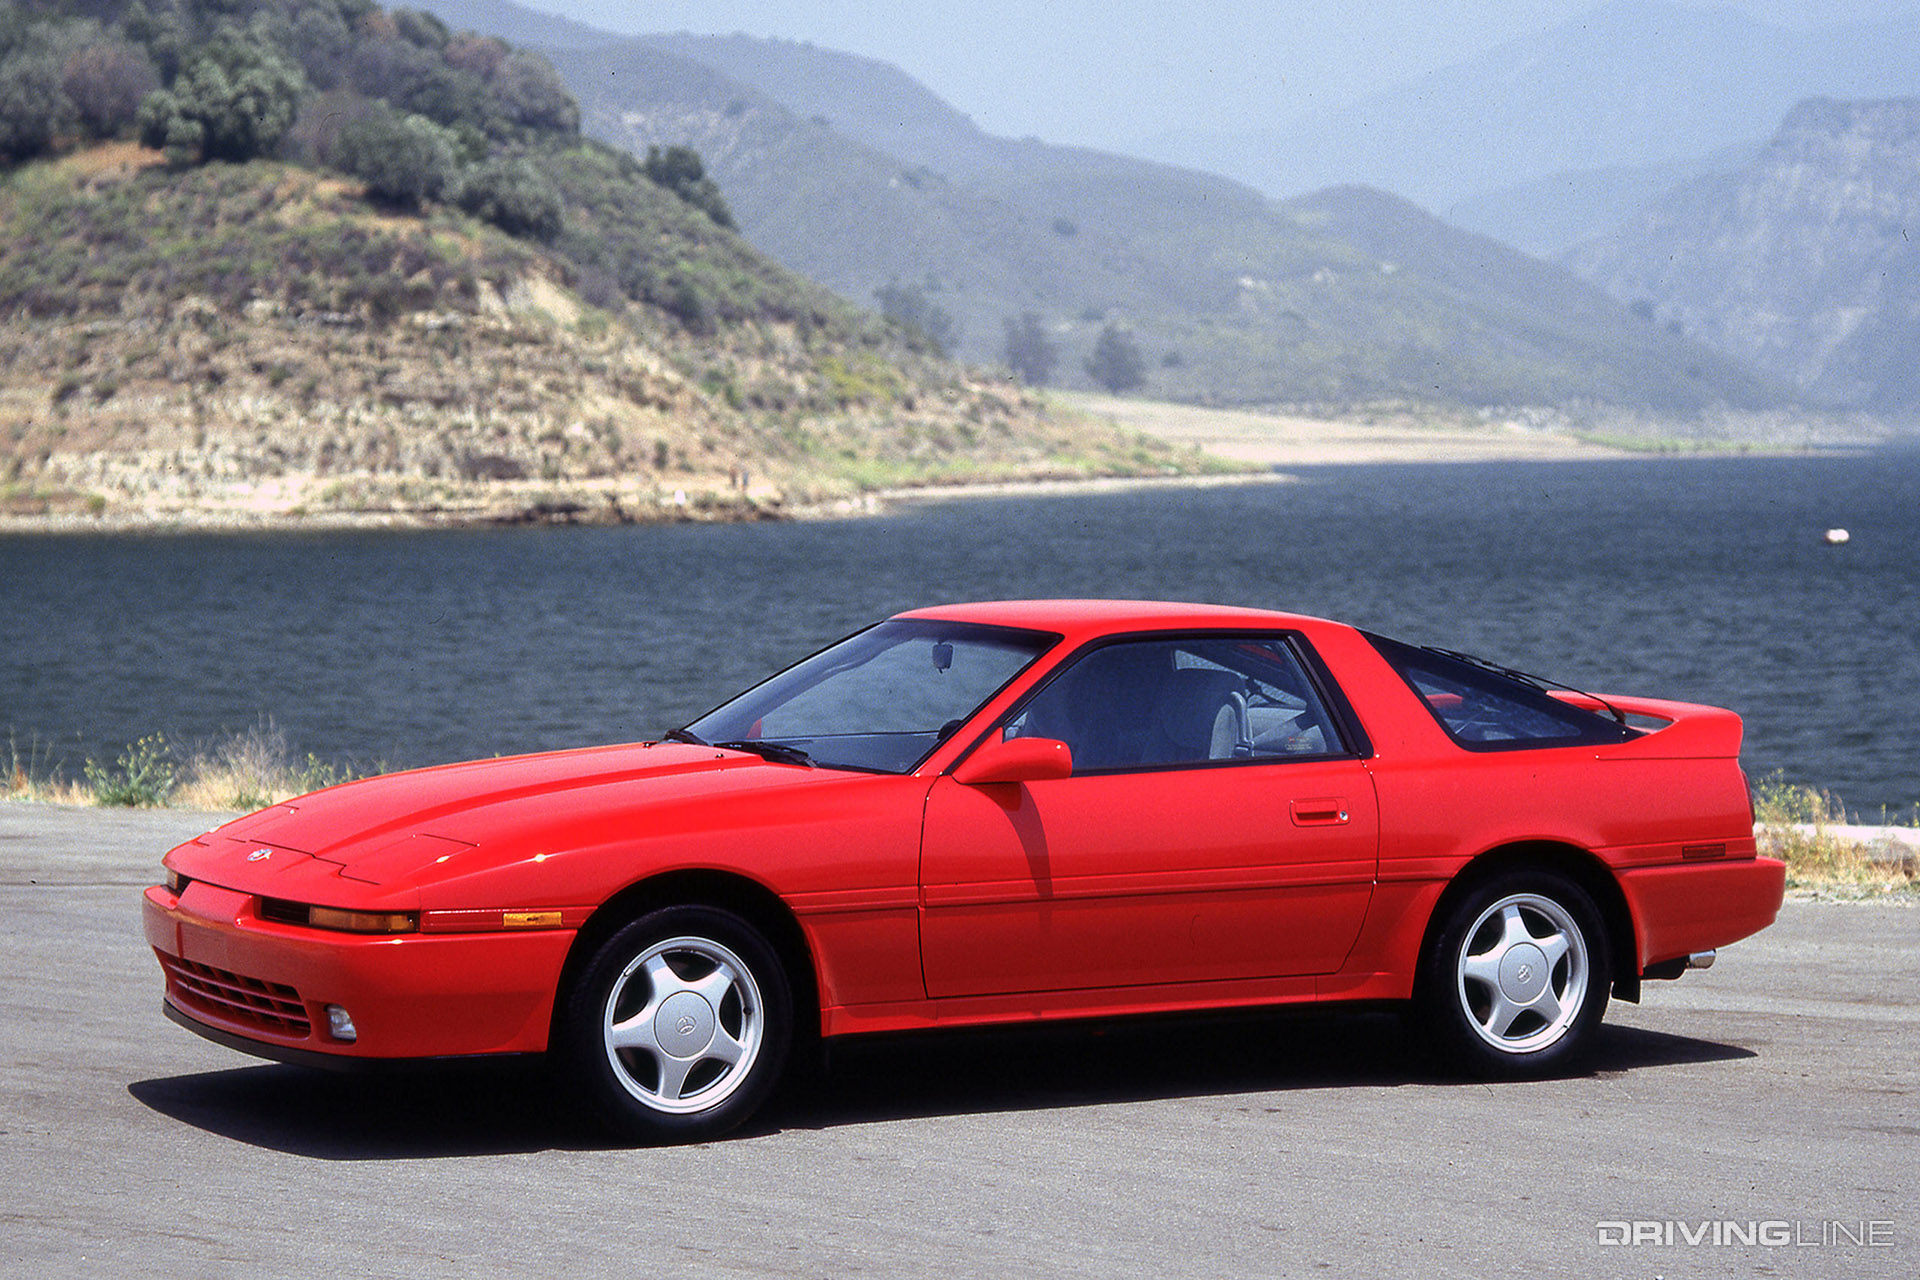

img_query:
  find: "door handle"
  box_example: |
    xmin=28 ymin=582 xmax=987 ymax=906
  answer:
xmin=1291 ymin=797 xmax=1350 ymax=826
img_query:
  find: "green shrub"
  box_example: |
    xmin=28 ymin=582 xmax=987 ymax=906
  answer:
xmin=455 ymin=155 xmax=562 ymax=240
xmin=84 ymin=734 xmax=177 ymax=807
xmin=642 ymin=144 xmax=734 ymax=229
xmin=336 ymin=108 xmax=455 ymax=209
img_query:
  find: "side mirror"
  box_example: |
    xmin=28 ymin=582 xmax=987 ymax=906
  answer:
xmin=952 ymin=735 xmax=1073 ymax=786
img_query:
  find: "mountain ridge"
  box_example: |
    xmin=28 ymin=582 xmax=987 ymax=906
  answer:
xmin=1142 ymin=0 xmax=1920 ymax=213
xmin=417 ymin=0 xmax=1781 ymax=413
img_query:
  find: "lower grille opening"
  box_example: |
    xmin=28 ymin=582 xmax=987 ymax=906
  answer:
xmin=159 ymin=954 xmax=312 ymax=1037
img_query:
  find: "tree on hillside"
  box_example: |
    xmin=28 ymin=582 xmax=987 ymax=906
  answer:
xmin=121 ymin=0 xmax=193 ymax=84
xmin=1085 ymin=323 xmax=1145 ymax=393
xmin=61 ymin=37 xmax=158 ymax=138
xmin=643 ymin=144 xmax=734 ymax=229
xmin=0 ymin=47 xmax=69 ymax=160
xmin=336 ymin=107 xmax=455 ymax=209
xmin=491 ymin=48 xmax=576 ymax=135
xmin=137 ymin=30 xmax=305 ymax=165
xmin=1003 ymin=311 xmax=1057 ymax=386
xmin=455 ymin=154 xmax=562 ymax=241
xmin=875 ymin=279 xmax=957 ymax=357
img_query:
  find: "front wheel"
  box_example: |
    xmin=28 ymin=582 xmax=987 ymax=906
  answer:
xmin=561 ymin=906 xmax=792 ymax=1143
xmin=1417 ymin=871 xmax=1611 ymax=1078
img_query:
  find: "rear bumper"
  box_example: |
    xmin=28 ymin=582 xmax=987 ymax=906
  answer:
xmin=144 ymin=882 xmax=574 ymax=1061
xmin=1616 ymin=857 xmax=1787 ymax=970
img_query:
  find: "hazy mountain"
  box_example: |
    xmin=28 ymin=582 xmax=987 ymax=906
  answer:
xmin=1143 ymin=0 xmax=1920 ymax=212
xmin=1566 ymin=98 xmax=1920 ymax=410
xmin=417 ymin=0 xmax=1779 ymax=411
xmin=1274 ymin=185 xmax=1774 ymax=409
xmin=1446 ymin=142 xmax=1763 ymax=259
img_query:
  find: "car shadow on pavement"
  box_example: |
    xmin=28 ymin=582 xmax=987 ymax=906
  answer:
xmin=127 ymin=1008 xmax=1753 ymax=1159
xmin=780 ymin=1008 xmax=1754 ymax=1132
xmin=128 ymin=1057 xmax=589 ymax=1160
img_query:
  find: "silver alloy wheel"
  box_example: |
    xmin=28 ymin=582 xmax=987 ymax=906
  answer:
xmin=602 ymin=935 xmax=766 ymax=1115
xmin=1454 ymin=892 xmax=1589 ymax=1054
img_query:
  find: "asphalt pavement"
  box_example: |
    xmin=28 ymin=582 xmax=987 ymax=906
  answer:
xmin=2 ymin=802 xmax=1913 ymax=1279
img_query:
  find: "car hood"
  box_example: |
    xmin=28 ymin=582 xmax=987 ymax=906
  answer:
xmin=185 ymin=742 xmax=847 ymax=891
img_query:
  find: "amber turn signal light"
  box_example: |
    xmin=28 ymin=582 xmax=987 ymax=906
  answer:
xmin=307 ymin=906 xmax=420 ymax=934
xmin=503 ymin=910 xmax=564 ymax=928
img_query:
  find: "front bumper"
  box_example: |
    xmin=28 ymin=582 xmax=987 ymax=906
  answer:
xmin=143 ymin=880 xmax=576 ymax=1062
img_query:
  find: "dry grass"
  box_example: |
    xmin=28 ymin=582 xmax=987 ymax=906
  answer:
xmin=1752 ymin=774 xmax=1919 ymax=896
xmin=172 ymin=722 xmax=362 ymax=811
xmin=4 ymin=723 xmax=371 ymax=812
xmin=3 ymin=735 xmax=91 ymax=804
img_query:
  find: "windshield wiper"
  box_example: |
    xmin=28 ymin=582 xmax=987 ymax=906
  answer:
xmin=663 ymin=727 xmax=706 ymax=745
xmin=1423 ymin=646 xmax=1629 ymax=727
xmin=713 ymin=740 xmax=816 ymax=767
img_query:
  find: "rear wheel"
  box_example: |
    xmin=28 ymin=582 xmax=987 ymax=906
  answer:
xmin=1418 ymin=871 xmax=1611 ymax=1077
xmin=562 ymin=906 xmax=792 ymax=1143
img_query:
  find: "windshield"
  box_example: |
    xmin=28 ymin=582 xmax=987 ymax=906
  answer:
xmin=682 ymin=619 xmax=1056 ymax=773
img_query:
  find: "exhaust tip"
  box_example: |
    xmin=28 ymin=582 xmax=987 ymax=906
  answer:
xmin=1687 ymin=949 xmax=1716 ymax=970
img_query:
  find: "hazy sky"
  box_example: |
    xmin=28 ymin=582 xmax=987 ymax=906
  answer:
xmin=513 ymin=1 xmax=1910 ymax=150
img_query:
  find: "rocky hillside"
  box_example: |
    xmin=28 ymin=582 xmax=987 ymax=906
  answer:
xmin=1566 ymin=98 xmax=1920 ymax=411
xmin=0 ymin=2 xmax=1196 ymax=527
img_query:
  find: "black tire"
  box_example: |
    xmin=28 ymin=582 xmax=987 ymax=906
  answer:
xmin=1417 ymin=870 xmax=1611 ymax=1078
xmin=560 ymin=905 xmax=792 ymax=1143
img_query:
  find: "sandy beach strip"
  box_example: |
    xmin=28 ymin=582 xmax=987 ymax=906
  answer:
xmin=1063 ymin=393 xmax=1638 ymax=467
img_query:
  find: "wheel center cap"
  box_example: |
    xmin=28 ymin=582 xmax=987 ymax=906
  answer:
xmin=1499 ymin=943 xmax=1550 ymax=1003
xmin=654 ymin=991 xmax=716 ymax=1059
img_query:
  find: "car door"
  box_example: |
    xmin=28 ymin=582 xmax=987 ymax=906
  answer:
xmin=918 ymin=634 xmax=1379 ymax=999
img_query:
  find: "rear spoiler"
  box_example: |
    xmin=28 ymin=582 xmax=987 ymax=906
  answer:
xmin=1551 ymin=693 xmax=1745 ymax=759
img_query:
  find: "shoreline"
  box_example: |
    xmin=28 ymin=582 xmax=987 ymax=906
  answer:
xmin=0 ymin=471 xmax=1281 ymax=536
xmin=802 ymin=469 xmax=1292 ymax=518
xmin=1 ymin=396 xmax=1893 ymax=536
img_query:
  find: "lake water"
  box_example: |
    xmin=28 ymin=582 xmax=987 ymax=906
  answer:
xmin=4 ymin=451 xmax=1916 ymax=812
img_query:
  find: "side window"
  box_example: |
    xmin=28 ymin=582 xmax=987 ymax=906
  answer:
xmin=1005 ymin=635 xmax=1346 ymax=773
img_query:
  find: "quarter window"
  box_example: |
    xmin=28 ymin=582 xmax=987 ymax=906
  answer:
xmin=1366 ymin=633 xmax=1636 ymax=751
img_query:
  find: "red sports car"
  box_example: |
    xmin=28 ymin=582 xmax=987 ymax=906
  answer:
xmin=144 ymin=601 xmax=1784 ymax=1141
